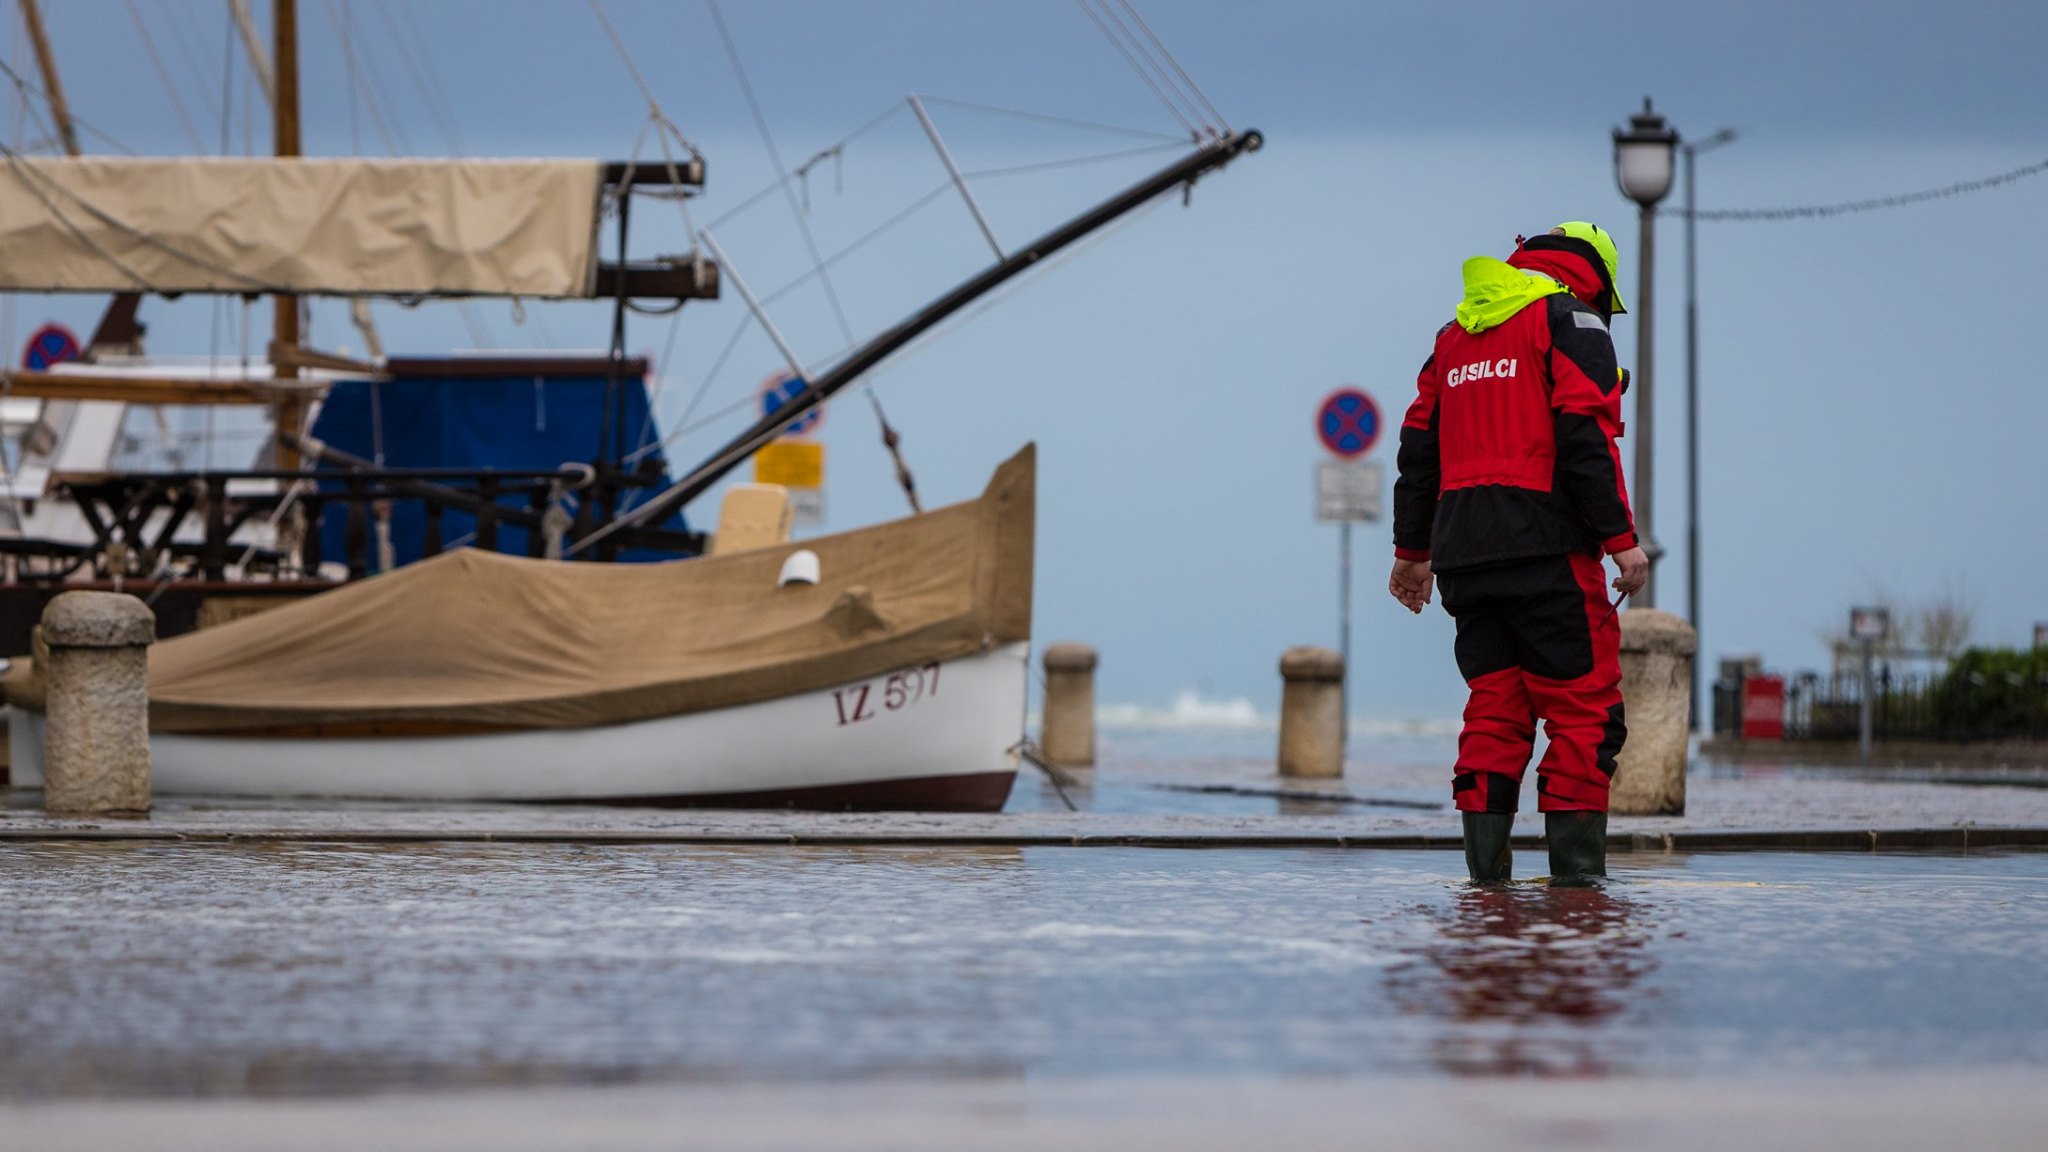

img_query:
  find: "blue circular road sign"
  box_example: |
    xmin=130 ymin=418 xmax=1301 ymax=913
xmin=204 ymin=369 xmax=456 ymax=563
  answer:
xmin=1316 ymin=387 xmax=1379 ymax=458
xmin=21 ymin=323 xmax=81 ymax=372
xmin=760 ymin=371 xmax=824 ymax=437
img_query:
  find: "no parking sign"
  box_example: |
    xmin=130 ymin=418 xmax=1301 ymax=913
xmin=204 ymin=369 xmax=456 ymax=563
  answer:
xmin=1315 ymin=387 xmax=1382 ymax=523
xmin=19 ymin=323 xmax=81 ymax=371
xmin=759 ymin=371 xmax=824 ymax=437
xmin=1315 ymin=387 xmax=1379 ymax=459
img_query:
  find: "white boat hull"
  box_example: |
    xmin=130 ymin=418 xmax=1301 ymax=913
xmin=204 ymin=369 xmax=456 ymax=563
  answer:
xmin=11 ymin=643 xmax=1029 ymax=810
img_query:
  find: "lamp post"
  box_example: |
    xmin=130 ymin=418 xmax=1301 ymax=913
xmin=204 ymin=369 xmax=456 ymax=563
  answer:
xmin=1683 ymin=127 xmax=1737 ymax=729
xmin=1612 ymin=98 xmax=1679 ymax=607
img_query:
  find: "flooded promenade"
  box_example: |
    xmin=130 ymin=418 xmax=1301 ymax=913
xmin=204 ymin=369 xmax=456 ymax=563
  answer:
xmin=6 ymin=733 xmax=2048 ymax=1147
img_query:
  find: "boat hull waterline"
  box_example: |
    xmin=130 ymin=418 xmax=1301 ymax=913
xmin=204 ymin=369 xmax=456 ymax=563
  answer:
xmin=10 ymin=643 xmax=1028 ymax=811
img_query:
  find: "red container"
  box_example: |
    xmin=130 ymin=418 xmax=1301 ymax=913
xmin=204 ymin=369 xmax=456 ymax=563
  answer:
xmin=1741 ymin=675 xmax=1786 ymax=740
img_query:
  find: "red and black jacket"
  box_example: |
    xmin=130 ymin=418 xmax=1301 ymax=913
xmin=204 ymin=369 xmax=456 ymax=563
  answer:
xmin=1392 ymin=237 xmax=1638 ymax=573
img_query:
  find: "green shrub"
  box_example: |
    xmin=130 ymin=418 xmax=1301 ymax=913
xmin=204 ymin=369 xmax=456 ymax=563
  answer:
xmin=1930 ymin=647 xmax=2048 ymax=736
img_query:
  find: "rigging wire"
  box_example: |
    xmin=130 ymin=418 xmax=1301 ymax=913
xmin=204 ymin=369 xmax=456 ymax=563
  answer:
xmin=1073 ymin=0 xmax=1197 ymax=140
xmin=1671 ymin=155 xmax=2048 ymax=221
xmin=1113 ymin=0 xmax=1229 ymax=133
xmin=627 ymin=311 xmax=757 ymax=465
xmin=120 ymin=0 xmax=206 ymax=152
xmin=206 ymin=2 xmax=241 ymax=470
xmin=0 ymin=55 xmax=138 ymax=154
xmin=158 ymin=0 xmax=223 ymax=133
xmin=758 ymin=182 xmax=953 ymax=309
xmin=1091 ymin=0 xmax=1211 ymax=137
xmin=706 ymin=0 xmax=924 ymax=512
xmin=838 ymin=188 xmax=1175 ymax=387
xmin=587 ymin=0 xmax=702 ymax=160
xmin=915 ymin=95 xmax=1186 ymax=143
xmin=961 ymin=139 xmax=1189 ymax=181
xmin=706 ymin=0 xmax=856 ymax=348
xmin=319 ymin=0 xmax=403 ymax=154
xmin=698 ymin=100 xmax=908 ymax=233
xmin=370 ymin=0 xmax=466 ymax=155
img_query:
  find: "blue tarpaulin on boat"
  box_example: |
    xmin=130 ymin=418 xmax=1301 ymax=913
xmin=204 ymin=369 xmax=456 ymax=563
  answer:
xmin=309 ymin=367 xmax=692 ymax=567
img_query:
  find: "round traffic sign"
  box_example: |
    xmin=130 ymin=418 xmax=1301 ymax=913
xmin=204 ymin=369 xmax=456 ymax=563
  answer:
xmin=759 ymin=370 xmax=824 ymax=437
xmin=1316 ymin=387 xmax=1379 ymax=458
xmin=20 ymin=323 xmax=81 ymax=371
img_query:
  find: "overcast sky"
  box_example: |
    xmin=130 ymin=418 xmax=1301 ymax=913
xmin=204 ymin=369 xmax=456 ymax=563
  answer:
xmin=8 ymin=1 xmax=2047 ymax=724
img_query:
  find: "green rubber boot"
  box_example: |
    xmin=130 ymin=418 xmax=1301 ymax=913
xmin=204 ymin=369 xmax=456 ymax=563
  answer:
xmin=1545 ymin=811 xmax=1608 ymax=885
xmin=1461 ymin=812 xmax=1514 ymax=883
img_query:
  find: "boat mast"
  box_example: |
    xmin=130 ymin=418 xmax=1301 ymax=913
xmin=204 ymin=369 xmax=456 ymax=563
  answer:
xmin=271 ymin=0 xmax=303 ymax=469
xmin=226 ymin=0 xmax=277 ymax=111
xmin=18 ymin=1 xmax=145 ymax=358
xmin=16 ymin=0 xmax=79 ymax=155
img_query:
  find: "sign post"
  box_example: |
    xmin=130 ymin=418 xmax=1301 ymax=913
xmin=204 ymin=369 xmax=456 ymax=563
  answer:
xmin=1849 ymin=606 xmax=1890 ymax=767
xmin=1314 ymin=387 xmax=1382 ymax=759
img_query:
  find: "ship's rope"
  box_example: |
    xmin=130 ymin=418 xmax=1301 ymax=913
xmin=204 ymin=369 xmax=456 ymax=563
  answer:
xmin=1110 ymin=0 xmax=1229 ymax=135
xmin=158 ymin=0 xmax=225 ymax=133
xmin=1073 ymin=0 xmax=1196 ymax=141
xmin=319 ymin=0 xmax=405 ymax=154
xmin=119 ymin=0 xmax=205 ymax=152
xmin=0 ymin=55 xmax=136 ymax=154
xmin=705 ymin=0 xmax=923 ymax=513
xmin=915 ymin=95 xmax=1186 ymax=143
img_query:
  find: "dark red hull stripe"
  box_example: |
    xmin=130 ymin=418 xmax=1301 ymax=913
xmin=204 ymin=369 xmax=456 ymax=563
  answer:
xmin=526 ymin=770 xmax=1019 ymax=814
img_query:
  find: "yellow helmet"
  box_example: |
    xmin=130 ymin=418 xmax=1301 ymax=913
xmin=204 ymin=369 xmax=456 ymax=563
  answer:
xmin=1551 ymin=221 xmax=1626 ymax=315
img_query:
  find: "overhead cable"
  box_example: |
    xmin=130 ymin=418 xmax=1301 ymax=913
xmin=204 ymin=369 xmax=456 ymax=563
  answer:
xmin=1671 ymin=155 xmax=2048 ymax=222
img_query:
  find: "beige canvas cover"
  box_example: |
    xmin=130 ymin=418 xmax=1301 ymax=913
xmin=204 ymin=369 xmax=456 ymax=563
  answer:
xmin=0 ymin=156 xmax=604 ymax=298
xmin=119 ymin=445 xmax=1033 ymax=736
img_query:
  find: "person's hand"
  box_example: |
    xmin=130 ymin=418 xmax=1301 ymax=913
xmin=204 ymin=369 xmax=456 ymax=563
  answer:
xmin=1611 ymin=546 xmax=1649 ymax=598
xmin=1389 ymin=558 xmax=1434 ymax=614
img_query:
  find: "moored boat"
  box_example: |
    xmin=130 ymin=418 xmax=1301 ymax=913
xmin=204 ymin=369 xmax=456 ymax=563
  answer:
xmin=8 ymin=447 xmax=1035 ymax=811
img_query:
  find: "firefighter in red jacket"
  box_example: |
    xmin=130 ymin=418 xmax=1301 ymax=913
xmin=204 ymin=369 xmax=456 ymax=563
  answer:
xmin=1388 ymin=222 xmax=1650 ymax=884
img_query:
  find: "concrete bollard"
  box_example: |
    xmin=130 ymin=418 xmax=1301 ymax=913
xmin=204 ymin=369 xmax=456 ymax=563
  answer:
xmin=41 ymin=591 xmax=155 ymax=816
xmin=1611 ymin=608 xmax=1698 ymax=816
xmin=1278 ymin=646 xmax=1345 ymax=778
xmin=1040 ymin=642 xmax=1098 ymax=768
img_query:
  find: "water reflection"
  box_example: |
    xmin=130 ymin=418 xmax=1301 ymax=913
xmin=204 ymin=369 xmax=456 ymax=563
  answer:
xmin=1385 ymin=883 xmax=1659 ymax=1076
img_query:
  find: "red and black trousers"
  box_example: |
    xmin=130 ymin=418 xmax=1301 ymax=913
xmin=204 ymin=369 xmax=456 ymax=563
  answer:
xmin=1436 ymin=552 xmax=1626 ymax=814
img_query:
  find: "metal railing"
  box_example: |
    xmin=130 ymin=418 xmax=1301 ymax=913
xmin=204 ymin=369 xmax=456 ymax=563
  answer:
xmin=8 ymin=464 xmax=705 ymax=586
xmin=1777 ymin=667 xmax=2048 ymax=743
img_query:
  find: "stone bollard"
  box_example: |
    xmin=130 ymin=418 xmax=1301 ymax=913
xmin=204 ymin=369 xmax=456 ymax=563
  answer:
xmin=41 ymin=591 xmax=156 ymax=816
xmin=1611 ymin=608 xmax=1698 ymax=816
xmin=1278 ymin=646 xmax=1345 ymax=778
xmin=1040 ymin=642 xmax=1098 ymax=768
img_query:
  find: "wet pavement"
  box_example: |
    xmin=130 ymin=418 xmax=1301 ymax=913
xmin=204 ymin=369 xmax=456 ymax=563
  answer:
xmin=3 ymin=843 xmax=2045 ymax=1097
xmin=7 ymin=732 xmax=2048 ymax=1147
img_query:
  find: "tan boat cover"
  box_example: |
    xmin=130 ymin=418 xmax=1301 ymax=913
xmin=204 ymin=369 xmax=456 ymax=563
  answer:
xmin=0 ymin=156 xmax=604 ymax=298
xmin=119 ymin=445 xmax=1032 ymax=735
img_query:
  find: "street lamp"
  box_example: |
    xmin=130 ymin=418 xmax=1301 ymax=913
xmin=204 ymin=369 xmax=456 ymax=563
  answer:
xmin=1683 ymin=126 xmax=1737 ymax=728
xmin=1612 ymin=97 xmax=1679 ymax=607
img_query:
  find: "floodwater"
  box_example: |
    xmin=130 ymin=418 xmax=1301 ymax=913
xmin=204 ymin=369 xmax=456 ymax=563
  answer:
xmin=2 ymin=843 xmax=2045 ymax=1097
